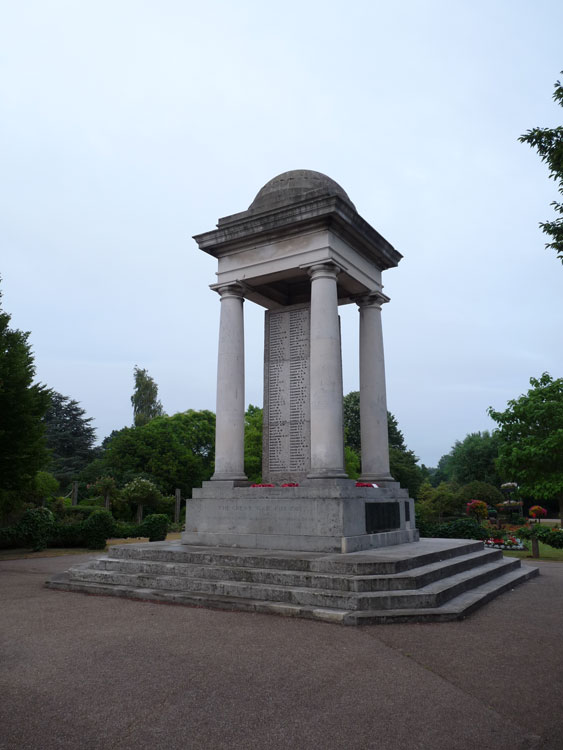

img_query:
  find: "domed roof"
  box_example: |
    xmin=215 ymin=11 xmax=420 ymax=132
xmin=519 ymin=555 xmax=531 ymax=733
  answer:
xmin=249 ymin=170 xmax=356 ymax=213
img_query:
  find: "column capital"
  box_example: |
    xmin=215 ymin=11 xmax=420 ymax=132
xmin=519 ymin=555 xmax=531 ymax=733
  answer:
xmin=211 ymin=282 xmax=246 ymax=301
xmin=354 ymin=290 xmax=390 ymax=309
xmin=306 ymin=262 xmax=342 ymax=282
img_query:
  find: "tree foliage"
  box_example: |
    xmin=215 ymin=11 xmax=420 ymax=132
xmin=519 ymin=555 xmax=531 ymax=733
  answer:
xmin=93 ymin=410 xmax=215 ymax=496
xmin=342 ymin=392 xmax=423 ymax=498
xmin=519 ymin=73 xmax=563 ymax=263
xmin=43 ymin=391 xmax=97 ymax=489
xmin=32 ymin=471 xmax=60 ymax=504
xmin=455 ymin=481 xmax=504 ymax=507
xmin=244 ymin=404 xmax=263 ymax=483
xmin=121 ymin=477 xmax=162 ymax=510
xmin=488 ymin=373 xmax=563 ymax=517
xmin=437 ymin=431 xmax=501 ymax=487
xmin=343 ymin=391 xmax=361 ymax=453
xmin=131 ymin=366 xmax=165 ymax=427
xmin=415 ymin=481 xmax=461 ymax=523
xmin=0 ymin=284 xmax=51 ymax=516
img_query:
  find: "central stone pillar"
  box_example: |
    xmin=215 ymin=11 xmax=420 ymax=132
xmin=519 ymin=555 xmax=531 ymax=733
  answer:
xmin=211 ymin=283 xmax=247 ymax=481
xmin=307 ymin=263 xmax=347 ymax=478
xmin=357 ymin=292 xmax=393 ymax=481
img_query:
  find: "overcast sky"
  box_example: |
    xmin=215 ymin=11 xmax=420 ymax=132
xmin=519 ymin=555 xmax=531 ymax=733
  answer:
xmin=2 ymin=0 xmax=562 ymax=466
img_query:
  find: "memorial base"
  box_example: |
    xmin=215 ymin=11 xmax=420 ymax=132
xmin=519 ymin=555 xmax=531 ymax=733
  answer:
xmin=181 ymin=480 xmax=419 ymax=553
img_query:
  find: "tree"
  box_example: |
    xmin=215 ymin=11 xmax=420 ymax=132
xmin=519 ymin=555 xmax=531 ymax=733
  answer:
xmin=438 ymin=431 xmax=501 ymax=487
xmin=244 ymin=404 xmax=263 ymax=483
xmin=343 ymin=391 xmax=361 ymax=453
xmin=91 ymin=475 xmax=119 ymax=511
xmin=519 ymin=72 xmax=563 ymax=263
xmin=455 ymin=481 xmax=504 ymax=507
xmin=415 ymin=481 xmax=460 ymax=522
xmin=43 ymin=392 xmax=97 ymax=489
xmin=343 ymin=391 xmax=408 ymax=454
xmin=0 ymin=283 xmax=51 ymax=517
xmin=96 ymin=410 xmax=215 ymax=496
xmin=488 ymin=373 xmax=563 ymax=520
xmin=121 ymin=477 xmax=162 ymax=523
xmin=389 ymin=446 xmax=424 ymax=499
xmin=131 ymin=366 xmax=165 ymax=427
xmin=32 ymin=471 xmax=60 ymax=505
xmin=342 ymin=392 xmax=424 ymax=498
xmin=387 ymin=412 xmax=406 ymax=450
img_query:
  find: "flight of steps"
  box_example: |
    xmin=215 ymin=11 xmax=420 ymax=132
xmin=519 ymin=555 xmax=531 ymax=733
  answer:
xmin=46 ymin=538 xmax=539 ymax=624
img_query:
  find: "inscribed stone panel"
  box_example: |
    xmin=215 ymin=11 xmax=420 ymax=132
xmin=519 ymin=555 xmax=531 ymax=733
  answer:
xmin=263 ymin=305 xmax=311 ymax=482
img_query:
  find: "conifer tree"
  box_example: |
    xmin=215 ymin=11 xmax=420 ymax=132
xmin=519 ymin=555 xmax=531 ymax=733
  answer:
xmin=131 ymin=366 xmax=165 ymax=427
xmin=0 ymin=282 xmax=51 ymax=515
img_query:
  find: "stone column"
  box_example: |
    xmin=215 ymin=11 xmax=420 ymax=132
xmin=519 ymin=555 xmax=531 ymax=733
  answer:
xmin=357 ymin=292 xmax=393 ymax=481
xmin=307 ymin=263 xmax=347 ymax=478
xmin=211 ymin=283 xmax=247 ymax=481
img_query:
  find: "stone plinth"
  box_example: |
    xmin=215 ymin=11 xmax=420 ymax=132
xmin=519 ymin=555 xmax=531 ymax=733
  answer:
xmin=182 ymin=480 xmax=418 ymax=553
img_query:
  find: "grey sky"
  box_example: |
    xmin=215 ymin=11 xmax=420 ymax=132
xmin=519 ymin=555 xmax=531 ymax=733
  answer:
xmin=1 ymin=0 xmax=562 ymax=466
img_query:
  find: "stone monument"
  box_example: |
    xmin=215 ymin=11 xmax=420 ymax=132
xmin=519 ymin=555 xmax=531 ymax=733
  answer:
xmin=182 ymin=170 xmax=418 ymax=553
xmin=48 ymin=170 xmax=539 ymax=623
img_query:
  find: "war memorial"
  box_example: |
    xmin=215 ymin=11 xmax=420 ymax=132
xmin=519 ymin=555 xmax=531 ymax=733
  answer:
xmin=48 ymin=171 xmax=538 ymax=623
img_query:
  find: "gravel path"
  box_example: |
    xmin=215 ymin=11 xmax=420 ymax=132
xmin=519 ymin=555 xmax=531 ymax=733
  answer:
xmin=1 ymin=553 xmax=561 ymax=750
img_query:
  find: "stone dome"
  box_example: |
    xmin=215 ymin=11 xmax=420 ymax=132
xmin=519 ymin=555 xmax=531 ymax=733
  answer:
xmin=249 ymin=170 xmax=356 ymax=213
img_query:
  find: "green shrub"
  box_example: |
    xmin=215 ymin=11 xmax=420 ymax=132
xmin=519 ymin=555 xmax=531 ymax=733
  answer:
xmin=79 ymin=496 xmax=105 ymax=508
xmin=544 ymin=529 xmax=563 ymax=549
xmin=140 ymin=514 xmax=169 ymax=542
xmin=414 ymin=482 xmax=462 ymax=521
xmin=58 ymin=506 xmax=101 ymax=522
xmin=417 ymin=517 xmax=487 ymax=541
xmin=516 ymin=524 xmax=550 ymax=541
xmin=18 ymin=507 xmax=55 ymax=551
xmin=82 ymin=509 xmax=114 ymax=550
xmin=112 ymin=521 xmax=140 ymax=539
xmin=49 ymin=522 xmax=87 ymax=548
xmin=32 ymin=471 xmax=60 ymax=504
xmin=456 ymin=481 xmax=504 ymax=506
xmin=0 ymin=524 xmax=26 ymax=550
xmin=413 ymin=500 xmax=436 ymax=525
xmin=415 ymin=519 xmax=440 ymax=537
xmin=154 ymin=495 xmax=175 ymax=521
xmin=516 ymin=524 xmax=563 ymax=549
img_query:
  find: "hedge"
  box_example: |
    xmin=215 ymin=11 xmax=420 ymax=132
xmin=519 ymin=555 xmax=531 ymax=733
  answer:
xmin=0 ymin=511 xmax=169 ymax=552
xmin=417 ymin=517 xmax=489 ymax=541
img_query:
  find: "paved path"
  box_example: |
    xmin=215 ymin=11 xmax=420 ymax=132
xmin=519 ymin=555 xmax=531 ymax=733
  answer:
xmin=1 ymin=554 xmax=561 ymax=750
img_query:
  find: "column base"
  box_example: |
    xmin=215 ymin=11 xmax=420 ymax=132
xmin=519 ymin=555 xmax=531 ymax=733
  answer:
xmin=307 ymin=468 xmax=349 ymax=479
xmin=211 ymin=473 xmax=248 ymax=482
xmin=359 ymin=473 xmax=394 ymax=483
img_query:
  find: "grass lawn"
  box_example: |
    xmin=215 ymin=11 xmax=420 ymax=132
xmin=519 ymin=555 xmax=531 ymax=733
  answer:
xmin=0 ymin=532 xmax=182 ymax=561
xmin=502 ymin=541 xmax=563 ymax=562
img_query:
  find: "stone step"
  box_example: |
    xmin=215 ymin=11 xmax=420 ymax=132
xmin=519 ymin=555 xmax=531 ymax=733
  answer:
xmin=348 ymin=565 xmax=540 ymax=624
xmin=107 ymin=539 xmax=485 ymax=575
xmin=67 ymin=555 xmax=520 ymax=611
xmin=354 ymin=548 xmax=503 ymax=591
xmin=46 ymin=563 xmax=539 ymax=625
xmin=90 ymin=547 xmax=503 ymax=592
